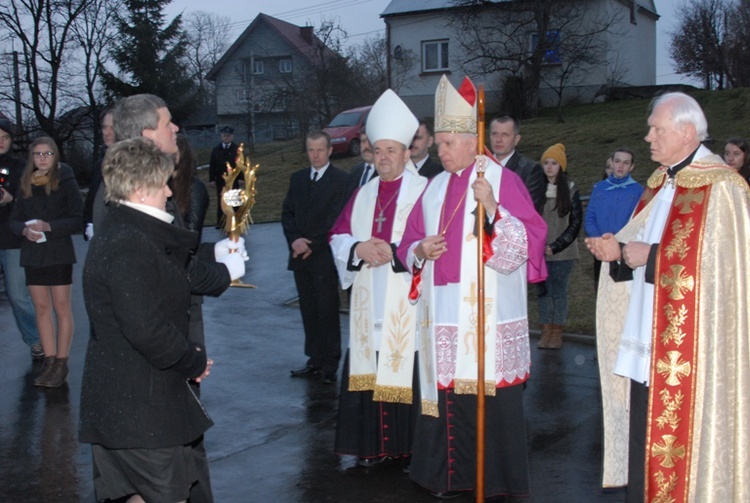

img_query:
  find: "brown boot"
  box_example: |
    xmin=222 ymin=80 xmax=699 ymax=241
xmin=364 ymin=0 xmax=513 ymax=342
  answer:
xmin=34 ymin=356 xmax=56 ymax=387
xmin=42 ymin=357 xmax=69 ymax=388
xmin=548 ymin=325 xmax=564 ymax=349
xmin=538 ymin=323 xmax=553 ymax=348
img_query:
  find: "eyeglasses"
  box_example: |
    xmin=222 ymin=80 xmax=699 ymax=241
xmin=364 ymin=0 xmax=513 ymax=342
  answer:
xmin=32 ymin=151 xmax=55 ymax=158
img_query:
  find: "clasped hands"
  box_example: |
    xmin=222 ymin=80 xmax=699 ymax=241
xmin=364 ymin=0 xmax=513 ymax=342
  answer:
xmin=355 ymin=238 xmax=393 ymax=268
xmin=584 ymin=233 xmax=650 ymax=268
xmin=291 ymin=237 xmax=312 ymax=260
xmin=23 ymin=219 xmax=51 ymax=242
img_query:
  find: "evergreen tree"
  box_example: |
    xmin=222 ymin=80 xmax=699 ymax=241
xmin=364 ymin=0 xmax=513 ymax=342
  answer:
xmin=102 ymin=0 xmax=196 ymax=123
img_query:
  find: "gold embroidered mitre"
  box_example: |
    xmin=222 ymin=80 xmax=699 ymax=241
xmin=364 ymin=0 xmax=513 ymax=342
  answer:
xmin=434 ymin=74 xmax=477 ymax=134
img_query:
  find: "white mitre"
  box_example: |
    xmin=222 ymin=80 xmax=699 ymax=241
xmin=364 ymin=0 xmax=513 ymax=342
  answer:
xmin=434 ymin=74 xmax=477 ymax=134
xmin=366 ymin=89 xmax=419 ymax=148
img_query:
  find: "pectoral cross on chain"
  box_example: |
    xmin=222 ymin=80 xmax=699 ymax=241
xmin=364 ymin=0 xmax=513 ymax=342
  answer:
xmin=375 ymin=211 xmax=386 ymax=233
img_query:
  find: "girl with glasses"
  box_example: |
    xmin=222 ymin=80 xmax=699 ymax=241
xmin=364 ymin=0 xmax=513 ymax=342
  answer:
xmin=10 ymin=136 xmax=83 ymax=387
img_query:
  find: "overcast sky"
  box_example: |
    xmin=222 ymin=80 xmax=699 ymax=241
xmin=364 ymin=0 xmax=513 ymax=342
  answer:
xmin=165 ymin=0 xmax=689 ymax=85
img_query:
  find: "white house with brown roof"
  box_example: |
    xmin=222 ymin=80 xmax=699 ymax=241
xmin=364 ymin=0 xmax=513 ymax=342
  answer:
xmin=381 ymin=0 xmax=659 ymax=118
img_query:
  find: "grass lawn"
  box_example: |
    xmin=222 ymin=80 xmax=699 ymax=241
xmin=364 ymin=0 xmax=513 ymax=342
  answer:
xmin=196 ymin=88 xmax=750 ymax=335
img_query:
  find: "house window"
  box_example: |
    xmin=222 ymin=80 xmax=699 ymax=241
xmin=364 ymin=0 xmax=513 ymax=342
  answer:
xmin=253 ymin=60 xmax=264 ymax=75
xmin=236 ymin=88 xmax=249 ymax=103
xmin=279 ymin=59 xmax=293 ymax=73
xmin=530 ymin=30 xmax=561 ymax=64
xmin=421 ymin=40 xmax=449 ymax=72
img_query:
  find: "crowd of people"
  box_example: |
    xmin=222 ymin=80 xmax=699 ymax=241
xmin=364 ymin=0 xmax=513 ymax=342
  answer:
xmin=1 ymin=79 xmax=750 ymax=502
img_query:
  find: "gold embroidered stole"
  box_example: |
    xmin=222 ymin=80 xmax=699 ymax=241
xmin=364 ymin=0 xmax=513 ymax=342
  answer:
xmin=646 ymin=183 xmax=708 ymax=502
xmin=348 ymin=171 xmax=425 ymax=404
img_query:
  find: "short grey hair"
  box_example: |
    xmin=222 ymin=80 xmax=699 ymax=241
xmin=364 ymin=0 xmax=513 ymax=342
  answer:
xmin=651 ymin=92 xmax=708 ymax=142
xmin=103 ymin=137 xmax=174 ymax=203
xmin=112 ymin=94 xmax=167 ymax=142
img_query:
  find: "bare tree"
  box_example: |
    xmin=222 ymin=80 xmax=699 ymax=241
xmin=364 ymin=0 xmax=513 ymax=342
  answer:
xmin=69 ymin=0 xmax=122 ymax=162
xmin=448 ymin=0 xmax=617 ymax=118
xmin=536 ymin=5 xmax=615 ymax=121
xmin=348 ymin=33 xmax=416 ymax=97
xmin=725 ymin=0 xmax=750 ymax=87
xmin=0 ymin=0 xmax=90 ymax=149
xmin=347 ymin=35 xmax=388 ymax=102
xmin=184 ymin=10 xmax=231 ymax=106
xmin=670 ymin=0 xmax=731 ymax=89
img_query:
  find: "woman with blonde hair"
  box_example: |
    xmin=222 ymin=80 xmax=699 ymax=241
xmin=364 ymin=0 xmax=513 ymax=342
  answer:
xmin=79 ymin=137 xmax=216 ymax=503
xmin=10 ymin=136 xmax=83 ymax=386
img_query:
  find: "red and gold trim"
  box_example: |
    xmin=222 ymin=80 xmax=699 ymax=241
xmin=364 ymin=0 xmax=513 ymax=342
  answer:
xmin=645 ymin=184 xmax=710 ymax=502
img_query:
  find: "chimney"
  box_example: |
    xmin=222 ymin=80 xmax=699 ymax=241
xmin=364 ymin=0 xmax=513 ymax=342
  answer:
xmin=300 ymin=26 xmax=313 ymax=44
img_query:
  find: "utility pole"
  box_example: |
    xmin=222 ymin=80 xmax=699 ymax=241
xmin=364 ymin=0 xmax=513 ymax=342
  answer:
xmin=12 ymin=51 xmax=22 ymax=135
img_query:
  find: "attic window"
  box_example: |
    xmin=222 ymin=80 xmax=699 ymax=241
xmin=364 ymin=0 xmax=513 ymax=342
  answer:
xmin=422 ymin=40 xmax=449 ymax=72
xmin=279 ymin=59 xmax=293 ymax=73
xmin=253 ymin=60 xmax=264 ymax=75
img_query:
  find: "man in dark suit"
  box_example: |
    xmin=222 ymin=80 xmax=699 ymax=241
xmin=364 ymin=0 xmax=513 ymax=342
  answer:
xmin=208 ymin=126 xmax=239 ymax=227
xmin=345 ymin=130 xmax=377 ymax=201
xmin=410 ymin=120 xmax=443 ymax=179
xmin=489 ymin=115 xmax=546 ymax=213
xmin=282 ymin=131 xmax=348 ymax=384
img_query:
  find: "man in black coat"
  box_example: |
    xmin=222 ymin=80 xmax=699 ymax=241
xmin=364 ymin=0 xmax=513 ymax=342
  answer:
xmin=489 ymin=115 xmax=546 ymax=213
xmin=282 ymin=131 xmax=348 ymax=384
xmin=208 ymin=126 xmax=239 ymax=227
xmin=410 ymin=120 xmax=444 ymax=179
xmin=344 ymin=130 xmax=377 ymax=201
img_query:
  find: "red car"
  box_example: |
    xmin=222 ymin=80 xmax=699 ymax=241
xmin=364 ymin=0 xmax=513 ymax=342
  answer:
xmin=323 ymin=105 xmax=372 ymax=156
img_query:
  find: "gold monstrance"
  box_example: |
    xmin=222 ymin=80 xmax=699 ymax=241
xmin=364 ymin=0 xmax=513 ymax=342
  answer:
xmin=220 ymin=143 xmax=258 ymax=288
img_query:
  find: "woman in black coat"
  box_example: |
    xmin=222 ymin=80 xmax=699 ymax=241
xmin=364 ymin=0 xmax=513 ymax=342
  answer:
xmin=10 ymin=137 xmax=83 ymax=387
xmin=79 ymin=138 xmax=214 ymax=503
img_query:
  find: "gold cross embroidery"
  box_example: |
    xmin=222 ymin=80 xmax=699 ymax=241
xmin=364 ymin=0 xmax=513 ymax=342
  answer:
xmin=656 ymin=350 xmax=691 ymax=386
xmin=675 ymin=189 xmax=704 ymax=214
xmin=659 ymin=265 xmax=695 ymax=301
xmin=420 ymin=303 xmax=432 ymax=329
xmin=651 ymin=434 xmax=687 ymax=468
xmin=463 ymin=283 xmax=479 ymax=307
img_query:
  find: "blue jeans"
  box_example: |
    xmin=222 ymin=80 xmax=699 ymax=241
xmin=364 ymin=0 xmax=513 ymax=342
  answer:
xmin=537 ymin=259 xmax=576 ymax=325
xmin=0 ymin=247 xmax=40 ymax=346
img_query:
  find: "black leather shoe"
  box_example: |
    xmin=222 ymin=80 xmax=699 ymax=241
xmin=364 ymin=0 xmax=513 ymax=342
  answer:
xmin=358 ymin=456 xmax=390 ymax=468
xmin=321 ymin=371 xmax=337 ymax=384
xmin=290 ymin=365 xmax=320 ymax=378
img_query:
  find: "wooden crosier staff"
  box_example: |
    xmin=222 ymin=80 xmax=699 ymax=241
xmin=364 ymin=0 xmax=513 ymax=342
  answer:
xmin=475 ymin=84 xmax=486 ymax=503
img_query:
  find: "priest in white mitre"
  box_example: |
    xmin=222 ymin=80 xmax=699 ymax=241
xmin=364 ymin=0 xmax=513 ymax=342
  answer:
xmin=396 ymin=75 xmax=547 ymax=499
xmin=329 ymin=89 xmax=427 ymax=469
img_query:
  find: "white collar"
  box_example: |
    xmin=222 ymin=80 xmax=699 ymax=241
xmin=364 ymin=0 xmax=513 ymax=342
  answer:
xmin=122 ymin=201 xmax=175 ymax=224
xmin=311 ymin=163 xmax=330 ymax=179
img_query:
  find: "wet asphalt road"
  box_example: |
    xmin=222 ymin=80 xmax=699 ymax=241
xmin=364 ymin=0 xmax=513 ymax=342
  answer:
xmin=0 ymin=223 xmax=625 ymax=502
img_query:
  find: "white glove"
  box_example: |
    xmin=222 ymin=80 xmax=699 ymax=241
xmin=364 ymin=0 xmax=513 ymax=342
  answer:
xmin=217 ymin=252 xmax=246 ymax=281
xmin=85 ymin=223 xmax=94 ymax=240
xmin=214 ymin=237 xmax=249 ymax=262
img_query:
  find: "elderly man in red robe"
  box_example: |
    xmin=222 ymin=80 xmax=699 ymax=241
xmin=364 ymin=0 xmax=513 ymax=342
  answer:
xmin=588 ymin=92 xmax=750 ymax=503
xmin=397 ymin=75 xmax=547 ymax=500
xmin=329 ymin=89 xmax=427 ymax=469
